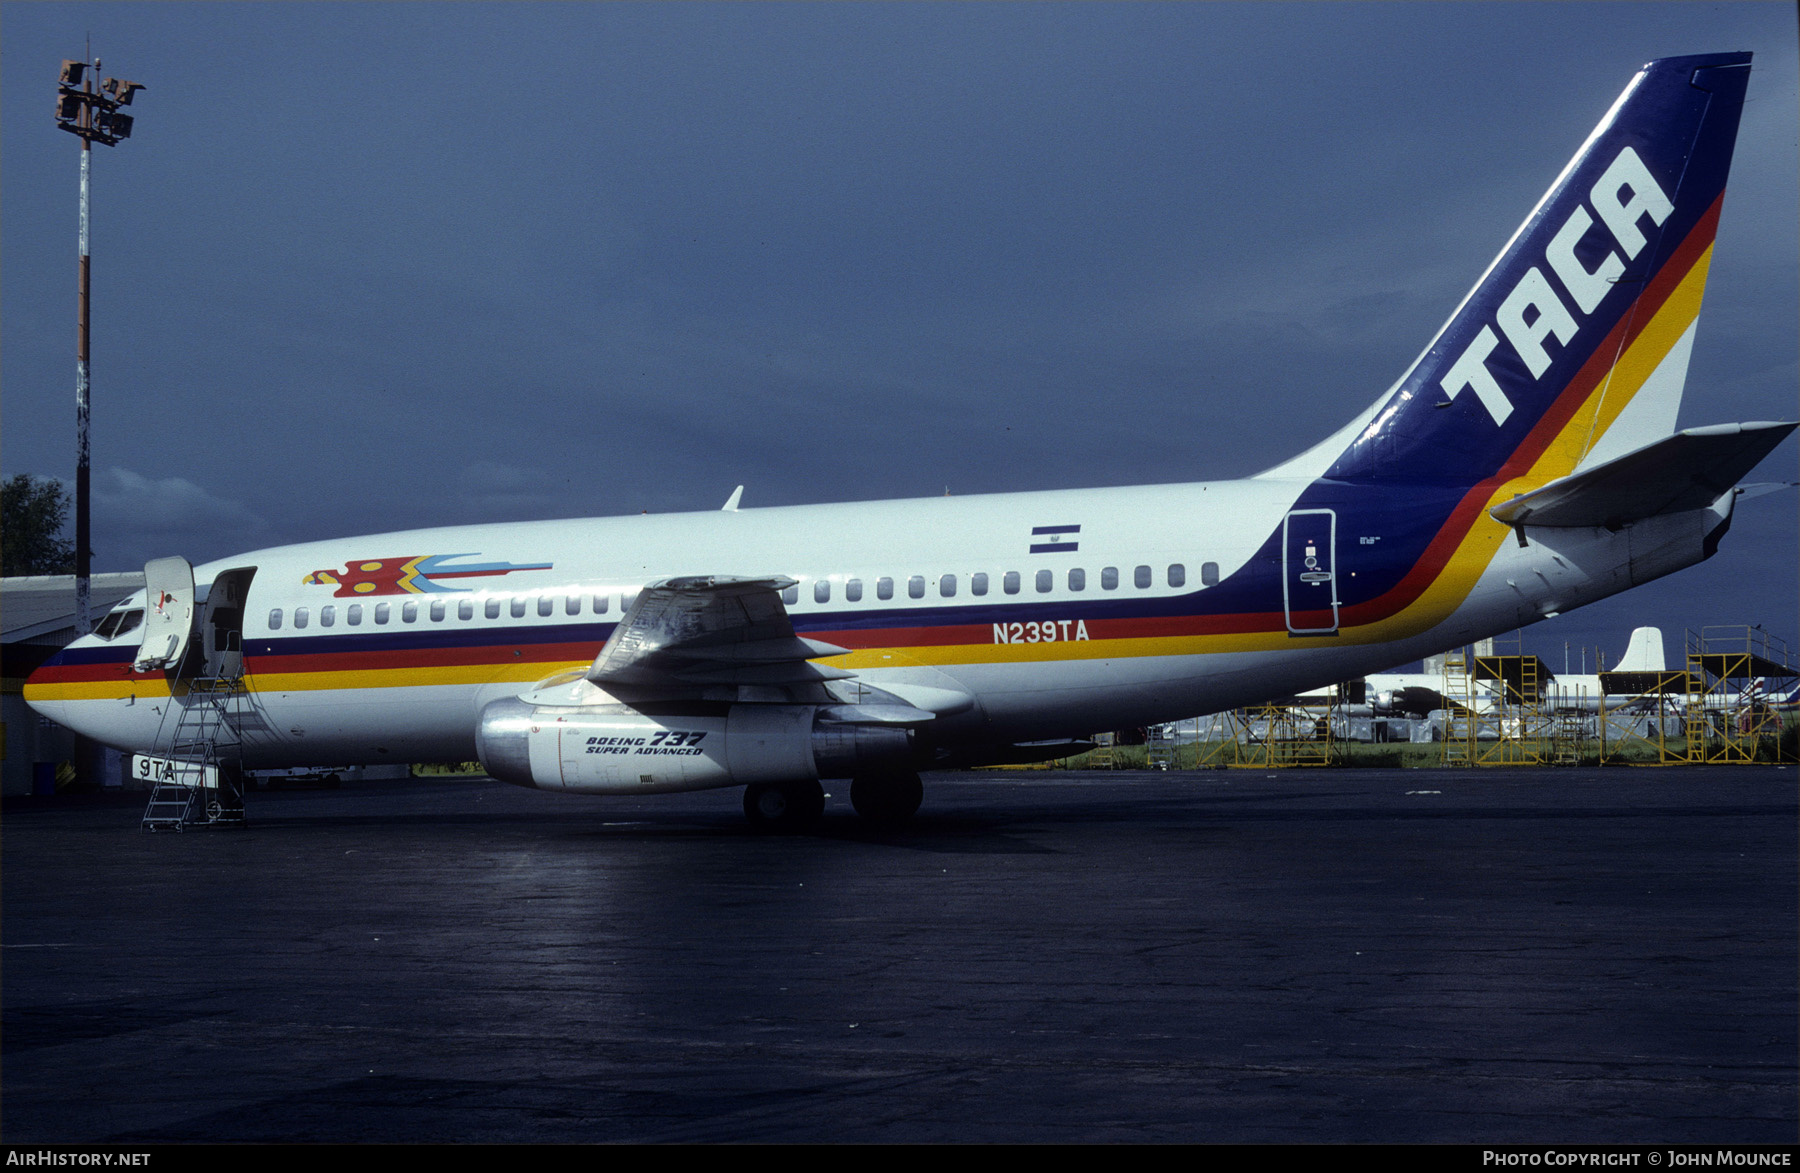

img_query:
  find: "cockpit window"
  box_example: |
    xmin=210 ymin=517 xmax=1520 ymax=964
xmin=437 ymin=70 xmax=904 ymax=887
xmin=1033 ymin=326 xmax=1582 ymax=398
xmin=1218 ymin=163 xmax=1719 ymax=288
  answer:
xmin=96 ymin=608 xmax=143 ymax=640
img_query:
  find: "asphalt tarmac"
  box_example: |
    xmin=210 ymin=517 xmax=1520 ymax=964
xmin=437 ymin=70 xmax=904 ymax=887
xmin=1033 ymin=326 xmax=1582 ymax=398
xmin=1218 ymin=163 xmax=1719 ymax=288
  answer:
xmin=3 ymin=767 xmax=1794 ymax=1144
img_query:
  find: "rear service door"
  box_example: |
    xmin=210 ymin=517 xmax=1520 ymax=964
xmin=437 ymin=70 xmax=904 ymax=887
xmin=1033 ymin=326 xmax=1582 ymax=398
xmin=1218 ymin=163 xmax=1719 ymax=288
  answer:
xmin=1282 ymin=509 xmax=1339 ymax=635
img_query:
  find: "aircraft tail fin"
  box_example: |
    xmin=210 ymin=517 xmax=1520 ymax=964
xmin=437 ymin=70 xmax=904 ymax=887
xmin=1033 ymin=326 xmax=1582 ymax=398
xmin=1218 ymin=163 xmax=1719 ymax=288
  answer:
xmin=1616 ymin=627 xmax=1667 ymax=673
xmin=1320 ymin=54 xmax=1752 ymax=489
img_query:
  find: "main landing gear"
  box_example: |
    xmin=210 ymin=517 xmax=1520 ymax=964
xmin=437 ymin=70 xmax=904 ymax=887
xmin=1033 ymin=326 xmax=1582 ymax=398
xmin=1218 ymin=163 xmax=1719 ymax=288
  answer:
xmin=741 ymin=768 xmax=925 ymax=832
xmin=850 ymin=767 xmax=923 ymax=828
xmin=743 ymin=778 xmax=826 ymax=832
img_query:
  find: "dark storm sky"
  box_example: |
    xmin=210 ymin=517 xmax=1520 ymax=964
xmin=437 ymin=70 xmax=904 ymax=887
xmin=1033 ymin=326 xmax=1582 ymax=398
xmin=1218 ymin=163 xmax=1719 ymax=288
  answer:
xmin=3 ymin=2 xmax=1795 ymax=663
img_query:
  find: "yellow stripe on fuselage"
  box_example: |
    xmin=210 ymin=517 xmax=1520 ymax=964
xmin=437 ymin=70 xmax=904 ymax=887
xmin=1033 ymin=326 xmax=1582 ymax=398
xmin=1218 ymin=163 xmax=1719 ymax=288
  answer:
xmin=31 ymin=262 xmax=1716 ymax=703
xmin=1523 ymin=246 xmax=1712 ymax=487
xmin=847 ymin=248 xmax=1718 ymax=671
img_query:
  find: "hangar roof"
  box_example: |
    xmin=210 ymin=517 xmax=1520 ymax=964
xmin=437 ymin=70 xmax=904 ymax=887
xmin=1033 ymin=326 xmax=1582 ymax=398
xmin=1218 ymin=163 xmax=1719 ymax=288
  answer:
xmin=2 ymin=574 xmax=146 ymax=647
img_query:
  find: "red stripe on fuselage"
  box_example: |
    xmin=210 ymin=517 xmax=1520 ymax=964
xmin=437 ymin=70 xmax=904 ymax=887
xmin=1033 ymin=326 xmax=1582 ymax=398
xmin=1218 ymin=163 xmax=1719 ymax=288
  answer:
xmin=1332 ymin=194 xmax=1723 ymax=630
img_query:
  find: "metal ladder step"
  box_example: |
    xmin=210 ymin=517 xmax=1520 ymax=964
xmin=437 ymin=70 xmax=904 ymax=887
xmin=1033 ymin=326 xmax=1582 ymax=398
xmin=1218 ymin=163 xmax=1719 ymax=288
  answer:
xmin=141 ymin=664 xmax=248 ymax=831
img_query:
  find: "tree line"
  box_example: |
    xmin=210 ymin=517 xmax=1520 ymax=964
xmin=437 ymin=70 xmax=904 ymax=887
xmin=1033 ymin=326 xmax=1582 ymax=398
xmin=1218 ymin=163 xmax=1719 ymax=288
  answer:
xmin=2 ymin=475 xmax=77 ymax=576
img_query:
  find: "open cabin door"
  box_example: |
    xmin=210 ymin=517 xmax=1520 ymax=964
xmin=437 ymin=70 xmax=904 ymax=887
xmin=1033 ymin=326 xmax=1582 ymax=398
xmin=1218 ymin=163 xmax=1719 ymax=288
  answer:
xmin=202 ymin=568 xmax=256 ymax=679
xmin=134 ymin=556 xmax=195 ymax=671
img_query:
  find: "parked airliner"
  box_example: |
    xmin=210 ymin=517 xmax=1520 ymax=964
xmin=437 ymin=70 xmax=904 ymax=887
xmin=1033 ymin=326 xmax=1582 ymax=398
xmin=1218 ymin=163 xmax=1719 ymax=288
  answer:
xmin=1303 ymin=626 xmax=1674 ymax=717
xmin=25 ymin=53 xmax=1794 ymax=828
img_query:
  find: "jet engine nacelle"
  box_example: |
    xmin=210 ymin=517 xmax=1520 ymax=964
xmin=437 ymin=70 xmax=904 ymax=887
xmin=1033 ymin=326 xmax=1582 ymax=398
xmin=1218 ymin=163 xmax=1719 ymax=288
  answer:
xmin=1372 ymin=686 xmax=1447 ymax=718
xmin=476 ymin=697 xmax=912 ymax=795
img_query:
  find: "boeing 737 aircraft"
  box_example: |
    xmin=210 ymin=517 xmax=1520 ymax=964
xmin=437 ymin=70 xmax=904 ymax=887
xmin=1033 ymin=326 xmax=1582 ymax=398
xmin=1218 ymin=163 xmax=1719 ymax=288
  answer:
xmin=24 ymin=53 xmax=1795 ymax=828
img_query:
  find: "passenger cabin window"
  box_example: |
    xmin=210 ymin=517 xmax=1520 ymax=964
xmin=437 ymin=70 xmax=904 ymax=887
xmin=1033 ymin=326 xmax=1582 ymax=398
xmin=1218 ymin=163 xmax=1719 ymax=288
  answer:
xmin=294 ymin=607 xmax=309 ymax=629
xmin=1004 ymin=571 xmax=1020 ymax=595
xmin=402 ymin=601 xmax=418 ymax=623
xmin=565 ymin=595 xmax=581 ymax=616
xmin=1035 ymin=569 xmax=1053 ymax=593
xmin=268 ymin=609 xmax=282 ymax=631
xmin=1201 ymin=561 xmax=1220 ymax=587
xmin=939 ymin=574 xmax=956 ymax=598
xmin=908 ymin=576 xmax=925 ymax=599
xmin=485 ymin=599 xmax=501 ymax=620
xmin=971 ymin=573 xmax=988 ymax=596
xmin=877 ymin=577 xmax=894 ymax=601
xmin=622 ymin=590 xmax=639 ymax=610
xmin=320 ymin=605 xmax=336 ymax=628
xmin=1068 ymin=568 xmax=1085 ymax=592
xmin=815 ymin=580 xmax=830 ymax=604
xmin=593 ymin=594 xmax=609 ymax=614
xmin=846 ymin=579 xmax=863 ymax=603
xmin=511 ymin=598 xmax=527 ymax=619
xmin=782 ymin=584 xmax=799 ymax=605
xmin=1168 ymin=564 xmax=1186 ymax=588
xmin=374 ymin=602 xmax=390 ymax=625
xmin=459 ymin=600 xmax=474 ymax=621
xmin=1135 ymin=565 xmax=1152 ymax=589
xmin=346 ymin=604 xmax=362 ymax=626
xmin=1101 ymin=566 xmax=1119 ymax=590
xmin=430 ymin=601 xmax=446 ymax=622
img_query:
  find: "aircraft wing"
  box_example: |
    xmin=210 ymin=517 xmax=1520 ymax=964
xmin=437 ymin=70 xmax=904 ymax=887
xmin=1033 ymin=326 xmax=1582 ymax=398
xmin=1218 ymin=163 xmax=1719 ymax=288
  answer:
xmin=585 ymin=575 xmax=940 ymax=722
xmin=585 ymin=575 xmax=853 ymax=694
xmin=1491 ymin=421 xmax=1797 ymax=530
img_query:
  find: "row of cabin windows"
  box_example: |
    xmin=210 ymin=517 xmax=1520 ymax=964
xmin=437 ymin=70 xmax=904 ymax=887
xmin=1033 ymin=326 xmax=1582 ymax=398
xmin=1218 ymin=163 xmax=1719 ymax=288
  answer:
xmin=266 ymin=561 xmax=1224 ymax=630
xmin=270 ymin=589 xmax=641 ymax=631
xmin=787 ymin=562 xmax=1220 ymax=604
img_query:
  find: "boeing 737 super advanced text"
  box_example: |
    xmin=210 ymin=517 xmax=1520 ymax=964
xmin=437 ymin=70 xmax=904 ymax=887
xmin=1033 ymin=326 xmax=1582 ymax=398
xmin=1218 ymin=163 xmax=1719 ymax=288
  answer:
xmin=25 ymin=54 xmax=1794 ymax=827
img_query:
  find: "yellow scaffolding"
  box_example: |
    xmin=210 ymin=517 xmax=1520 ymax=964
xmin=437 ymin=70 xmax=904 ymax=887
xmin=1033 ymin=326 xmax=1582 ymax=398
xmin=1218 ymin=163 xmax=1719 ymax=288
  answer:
xmin=1230 ymin=701 xmax=1335 ymax=767
xmin=1679 ymin=626 xmax=1795 ymax=764
xmin=1593 ymin=666 xmax=1695 ymax=766
xmin=1549 ymin=685 xmax=1587 ymax=766
xmin=1470 ymin=639 xmax=1552 ymax=765
xmin=1441 ymin=648 xmax=1476 ymax=766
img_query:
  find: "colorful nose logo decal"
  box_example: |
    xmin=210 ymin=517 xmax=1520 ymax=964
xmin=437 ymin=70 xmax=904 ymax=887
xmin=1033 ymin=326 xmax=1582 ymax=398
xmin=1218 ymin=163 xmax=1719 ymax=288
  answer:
xmin=304 ymin=553 xmax=554 ymax=597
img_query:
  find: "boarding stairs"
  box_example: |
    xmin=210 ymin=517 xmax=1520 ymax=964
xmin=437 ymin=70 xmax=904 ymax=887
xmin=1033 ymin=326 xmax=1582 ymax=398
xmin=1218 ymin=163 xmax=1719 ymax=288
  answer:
xmin=142 ymin=654 xmax=247 ymax=831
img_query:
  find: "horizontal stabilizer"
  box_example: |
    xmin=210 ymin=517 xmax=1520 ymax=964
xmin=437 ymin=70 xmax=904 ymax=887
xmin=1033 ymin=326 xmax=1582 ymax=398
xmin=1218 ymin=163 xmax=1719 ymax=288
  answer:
xmin=1490 ymin=421 xmax=1796 ymax=530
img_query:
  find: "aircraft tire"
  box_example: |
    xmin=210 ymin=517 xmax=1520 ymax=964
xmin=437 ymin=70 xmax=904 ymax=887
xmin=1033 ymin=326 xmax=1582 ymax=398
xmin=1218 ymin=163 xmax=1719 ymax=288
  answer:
xmin=850 ymin=768 xmax=923 ymax=826
xmin=743 ymin=779 xmax=825 ymax=832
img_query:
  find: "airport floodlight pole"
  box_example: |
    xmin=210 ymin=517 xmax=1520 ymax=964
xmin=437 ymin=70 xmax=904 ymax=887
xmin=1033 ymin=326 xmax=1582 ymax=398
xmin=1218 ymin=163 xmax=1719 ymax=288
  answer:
xmin=54 ymin=56 xmax=143 ymax=634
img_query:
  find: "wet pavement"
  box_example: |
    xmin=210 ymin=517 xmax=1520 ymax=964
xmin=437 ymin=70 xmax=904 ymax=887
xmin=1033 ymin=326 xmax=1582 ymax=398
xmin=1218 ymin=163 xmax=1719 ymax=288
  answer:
xmin=3 ymin=767 xmax=1794 ymax=1142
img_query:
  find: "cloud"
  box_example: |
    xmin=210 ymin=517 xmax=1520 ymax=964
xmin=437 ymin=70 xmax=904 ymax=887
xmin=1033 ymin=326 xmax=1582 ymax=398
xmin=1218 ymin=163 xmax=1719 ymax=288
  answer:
xmin=89 ymin=469 xmax=274 ymax=571
xmin=94 ymin=469 xmax=270 ymax=535
xmin=452 ymin=460 xmax=566 ymax=522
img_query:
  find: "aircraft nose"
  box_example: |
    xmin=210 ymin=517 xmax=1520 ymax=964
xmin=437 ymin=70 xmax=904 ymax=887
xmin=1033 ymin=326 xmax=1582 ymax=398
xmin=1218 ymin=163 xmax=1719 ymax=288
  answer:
xmin=21 ymin=638 xmax=123 ymax=740
xmin=22 ymin=648 xmax=74 ymax=725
